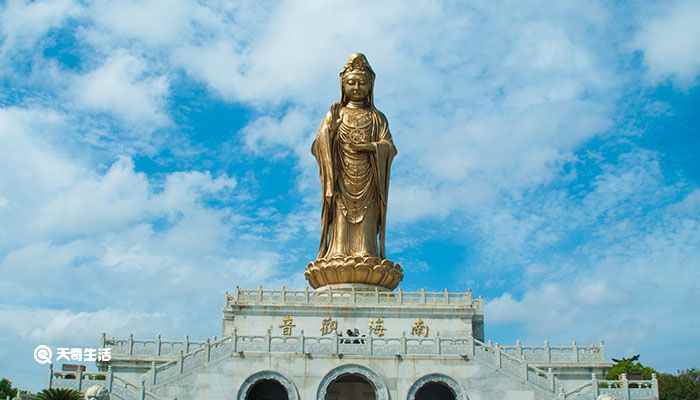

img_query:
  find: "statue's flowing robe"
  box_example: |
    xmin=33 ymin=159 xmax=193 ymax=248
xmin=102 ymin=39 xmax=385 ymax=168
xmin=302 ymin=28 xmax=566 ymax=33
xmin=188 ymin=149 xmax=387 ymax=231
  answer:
xmin=312 ymin=102 xmax=396 ymax=259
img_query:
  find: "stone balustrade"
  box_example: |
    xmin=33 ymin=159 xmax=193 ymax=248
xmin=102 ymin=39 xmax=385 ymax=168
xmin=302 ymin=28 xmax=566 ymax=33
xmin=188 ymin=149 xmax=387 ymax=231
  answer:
xmin=104 ymin=333 xmax=212 ymax=358
xmin=48 ymin=367 xmax=170 ymax=400
xmin=225 ymin=286 xmax=481 ymax=308
xmin=498 ymin=339 xmax=606 ymax=364
xmin=563 ymin=374 xmax=659 ymax=400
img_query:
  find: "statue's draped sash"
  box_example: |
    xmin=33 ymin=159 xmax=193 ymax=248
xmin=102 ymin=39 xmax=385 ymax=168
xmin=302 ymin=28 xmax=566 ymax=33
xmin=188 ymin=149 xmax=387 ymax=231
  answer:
xmin=312 ymin=103 xmax=397 ymax=259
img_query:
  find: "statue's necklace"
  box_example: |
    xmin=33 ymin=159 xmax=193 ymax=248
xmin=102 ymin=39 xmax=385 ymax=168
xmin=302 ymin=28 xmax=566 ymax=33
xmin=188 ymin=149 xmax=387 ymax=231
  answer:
xmin=341 ymin=107 xmax=372 ymax=144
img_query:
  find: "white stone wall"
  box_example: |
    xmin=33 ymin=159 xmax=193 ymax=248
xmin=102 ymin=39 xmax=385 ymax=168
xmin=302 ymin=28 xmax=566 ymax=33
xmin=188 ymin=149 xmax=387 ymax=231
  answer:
xmin=154 ymin=353 xmax=549 ymax=400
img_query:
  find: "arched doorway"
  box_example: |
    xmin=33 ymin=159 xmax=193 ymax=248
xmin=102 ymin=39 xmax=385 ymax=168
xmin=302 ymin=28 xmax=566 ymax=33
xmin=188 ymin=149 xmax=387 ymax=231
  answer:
xmin=317 ymin=364 xmax=389 ymax=400
xmin=238 ymin=371 xmax=299 ymax=400
xmin=414 ymin=381 xmax=455 ymax=400
xmin=325 ymin=373 xmax=376 ymax=400
xmin=246 ymin=379 xmax=288 ymax=400
xmin=407 ymin=374 xmax=466 ymax=400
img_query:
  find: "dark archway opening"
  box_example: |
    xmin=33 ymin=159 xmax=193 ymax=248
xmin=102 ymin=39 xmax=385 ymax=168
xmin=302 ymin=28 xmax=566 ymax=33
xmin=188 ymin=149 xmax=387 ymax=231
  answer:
xmin=415 ymin=381 xmax=456 ymax=400
xmin=325 ymin=373 xmax=376 ymax=400
xmin=246 ymin=379 xmax=289 ymax=400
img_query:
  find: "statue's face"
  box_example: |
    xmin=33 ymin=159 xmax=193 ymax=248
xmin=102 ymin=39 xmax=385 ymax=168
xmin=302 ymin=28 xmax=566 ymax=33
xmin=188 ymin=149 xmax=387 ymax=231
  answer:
xmin=342 ymin=72 xmax=371 ymax=102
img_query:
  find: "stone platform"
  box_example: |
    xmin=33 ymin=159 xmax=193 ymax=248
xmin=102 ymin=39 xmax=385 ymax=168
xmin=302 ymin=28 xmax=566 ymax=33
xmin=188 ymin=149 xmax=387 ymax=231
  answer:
xmin=49 ymin=288 xmax=659 ymax=400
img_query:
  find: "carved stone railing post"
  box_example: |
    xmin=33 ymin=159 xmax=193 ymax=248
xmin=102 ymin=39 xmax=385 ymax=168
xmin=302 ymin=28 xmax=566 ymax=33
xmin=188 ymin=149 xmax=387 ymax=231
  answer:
xmin=329 ymin=287 xmax=334 ymax=304
xmin=401 ymin=332 xmax=407 ymax=354
xmin=592 ymin=372 xmax=599 ymax=398
xmin=522 ymin=362 xmax=528 ymax=383
xmin=299 ymin=330 xmax=305 ymax=353
xmin=257 ymin=286 xmax=263 ymax=302
xmin=398 ymin=288 xmax=403 ymax=304
xmin=77 ymin=370 xmax=83 ymax=392
xmin=281 ymin=285 xmax=287 ymax=303
xmin=651 ymin=373 xmax=659 ymax=399
xmin=233 ymin=328 xmax=238 ymax=353
xmin=466 ymin=288 xmax=472 ymax=304
xmin=436 ymin=332 xmax=441 ymax=354
xmin=516 ymin=339 xmax=523 ymax=358
xmin=495 ymin=344 xmax=502 ymax=368
xmin=129 ymin=333 xmax=134 ymax=356
xmin=151 ymin=361 xmax=157 ymax=385
xmin=235 ymin=286 xmax=241 ymax=302
xmin=470 ymin=337 xmax=475 ymax=357
xmin=101 ymin=332 xmax=107 ymax=349
xmin=599 ymin=340 xmax=606 ymax=361
xmin=421 ymin=288 xmax=426 ymax=304
xmin=185 ymin=335 xmax=190 ymax=353
xmin=178 ymin=351 xmax=184 ymax=374
xmin=375 ymin=287 xmax=380 ymax=304
xmin=107 ymin=366 xmax=113 ymax=392
xmin=621 ymin=373 xmax=630 ymax=400
xmin=334 ymin=332 xmax=339 ymax=354
xmin=352 ymin=286 xmax=357 ymax=305
xmin=156 ymin=334 xmax=162 ymax=356
xmin=206 ymin=338 xmax=211 ymax=363
xmin=548 ymin=368 xmax=555 ymax=392
xmin=544 ymin=340 xmax=551 ymax=363
xmin=266 ymin=330 xmax=272 ymax=352
xmin=572 ymin=340 xmax=578 ymax=362
xmin=444 ymin=288 xmax=449 ymax=304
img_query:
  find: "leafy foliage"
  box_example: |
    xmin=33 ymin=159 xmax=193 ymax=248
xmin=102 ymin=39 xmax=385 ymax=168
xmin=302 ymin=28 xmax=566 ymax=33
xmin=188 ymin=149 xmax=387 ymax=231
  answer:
xmin=34 ymin=389 xmax=81 ymax=400
xmin=606 ymin=357 xmax=656 ymax=380
xmin=658 ymin=369 xmax=700 ymax=400
xmin=0 ymin=379 xmax=18 ymax=399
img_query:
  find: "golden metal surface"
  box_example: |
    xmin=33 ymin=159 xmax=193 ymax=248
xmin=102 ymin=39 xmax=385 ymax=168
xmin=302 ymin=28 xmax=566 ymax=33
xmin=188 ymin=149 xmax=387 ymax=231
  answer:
xmin=305 ymin=53 xmax=402 ymax=291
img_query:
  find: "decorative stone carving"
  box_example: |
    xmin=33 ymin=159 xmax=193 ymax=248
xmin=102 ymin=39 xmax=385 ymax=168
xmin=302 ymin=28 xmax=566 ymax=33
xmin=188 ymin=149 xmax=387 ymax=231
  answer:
xmin=406 ymin=374 xmax=468 ymax=400
xmin=305 ymin=255 xmax=403 ymax=290
xmin=237 ymin=370 xmax=300 ymax=400
xmin=317 ymin=364 xmax=389 ymax=400
xmin=84 ymin=384 xmax=110 ymax=400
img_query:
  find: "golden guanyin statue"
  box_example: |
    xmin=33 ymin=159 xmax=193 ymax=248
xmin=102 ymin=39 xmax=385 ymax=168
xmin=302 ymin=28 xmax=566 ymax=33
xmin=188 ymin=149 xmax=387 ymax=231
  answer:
xmin=304 ymin=53 xmax=403 ymax=291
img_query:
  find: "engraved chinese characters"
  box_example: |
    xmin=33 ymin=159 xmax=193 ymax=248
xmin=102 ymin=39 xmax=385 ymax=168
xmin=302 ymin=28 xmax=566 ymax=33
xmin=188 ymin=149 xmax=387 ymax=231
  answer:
xmin=277 ymin=315 xmax=433 ymax=337
xmin=279 ymin=315 xmax=296 ymax=336
xmin=305 ymin=53 xmax=403 ymax=290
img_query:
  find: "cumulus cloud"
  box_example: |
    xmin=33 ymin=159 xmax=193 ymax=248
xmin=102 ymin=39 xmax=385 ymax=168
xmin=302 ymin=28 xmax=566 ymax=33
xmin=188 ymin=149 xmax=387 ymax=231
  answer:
xmin=633 ymin=1 xmax=700 ymax=88
xmin=0 ymin=0 xmax=82 ymax=60
xmin=70 ymin=52 xmax=170 ymax=127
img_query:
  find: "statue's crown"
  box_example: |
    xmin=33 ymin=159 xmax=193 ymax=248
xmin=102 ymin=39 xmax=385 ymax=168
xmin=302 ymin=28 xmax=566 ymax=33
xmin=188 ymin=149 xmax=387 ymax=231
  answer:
xmin=340 ymin=53 xmax=375 ymax=80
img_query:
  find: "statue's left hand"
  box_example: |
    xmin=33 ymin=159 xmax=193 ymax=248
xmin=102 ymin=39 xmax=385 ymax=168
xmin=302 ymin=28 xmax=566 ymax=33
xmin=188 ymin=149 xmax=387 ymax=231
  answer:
xmin=349 ymin=143 xmax=376 ymax=152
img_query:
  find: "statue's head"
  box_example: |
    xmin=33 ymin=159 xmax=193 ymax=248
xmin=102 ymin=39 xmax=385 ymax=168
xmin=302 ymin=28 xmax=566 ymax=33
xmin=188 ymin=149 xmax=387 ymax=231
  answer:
xmin=339 ymin=53 xmax=375 ymax=106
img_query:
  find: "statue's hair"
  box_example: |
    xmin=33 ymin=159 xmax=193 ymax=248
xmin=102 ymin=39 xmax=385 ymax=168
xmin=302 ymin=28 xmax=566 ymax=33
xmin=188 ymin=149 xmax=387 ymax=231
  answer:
xmin=339 ymin=53 xmax=375 ymax=81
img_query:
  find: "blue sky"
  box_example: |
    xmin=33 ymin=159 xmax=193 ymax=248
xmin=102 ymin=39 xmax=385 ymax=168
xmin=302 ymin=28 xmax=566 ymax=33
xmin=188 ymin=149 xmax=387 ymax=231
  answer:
xmin=1 ymin=0 xmax=699 ymax=391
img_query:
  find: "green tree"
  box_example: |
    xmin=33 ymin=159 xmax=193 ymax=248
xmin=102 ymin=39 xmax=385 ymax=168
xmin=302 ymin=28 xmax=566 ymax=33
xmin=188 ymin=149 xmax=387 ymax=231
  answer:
xmin=34 ymin=389 xmax=80 ymax=400
xmin=658 ymin=369 xmax=700 ymax=400
xmin=0 ymin=378 xmax=18 ymax=399
xmin=606 ymin=357 xmax=656 ymax=380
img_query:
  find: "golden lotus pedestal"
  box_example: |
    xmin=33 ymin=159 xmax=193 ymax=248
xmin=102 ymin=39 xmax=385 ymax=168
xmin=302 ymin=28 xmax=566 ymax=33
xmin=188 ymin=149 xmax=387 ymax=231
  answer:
xmin=304 ymin=255 xmax=403 ymax=290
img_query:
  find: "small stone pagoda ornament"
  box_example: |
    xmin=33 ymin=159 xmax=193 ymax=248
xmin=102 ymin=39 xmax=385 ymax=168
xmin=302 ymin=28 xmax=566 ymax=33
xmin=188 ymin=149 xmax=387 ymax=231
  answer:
xmin=305 ymin=53 xmax=403 ymax=291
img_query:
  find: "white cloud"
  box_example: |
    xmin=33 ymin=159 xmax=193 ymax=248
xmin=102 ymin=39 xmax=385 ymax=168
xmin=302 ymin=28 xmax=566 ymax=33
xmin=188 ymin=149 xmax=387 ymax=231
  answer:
xmin=0 ymin=0 xmax=82 ymax=60
xmin=70 ymin=52 xmax=170 ymax=127
xmin=633 ymin=1 xmax=700 ymax=88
